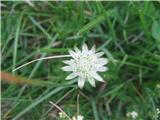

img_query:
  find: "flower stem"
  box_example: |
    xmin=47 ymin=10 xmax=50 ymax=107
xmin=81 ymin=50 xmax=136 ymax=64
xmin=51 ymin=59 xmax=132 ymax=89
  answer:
xmin=49 ymin=101 xmax=72 ymax=120
xmin=12 ymin=55 xmax=71 ymax=72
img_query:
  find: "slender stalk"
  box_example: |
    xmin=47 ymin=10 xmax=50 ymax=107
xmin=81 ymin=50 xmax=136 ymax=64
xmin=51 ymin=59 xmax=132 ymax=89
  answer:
xmin=12 ymin=55 xmax=71 ymax=72
xmin=49 ymin=101 xmax=72 ymax=120
xmin=77 ymin=94 xmax=80 ymax=115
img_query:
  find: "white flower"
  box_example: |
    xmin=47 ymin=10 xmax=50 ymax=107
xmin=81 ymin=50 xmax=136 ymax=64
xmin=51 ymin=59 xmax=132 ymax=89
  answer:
xmin=62 ymin=44 xmax=108 ymax=89
xmin=58 ymin=112 xmax=66 ymax=119
xmin=157 ymin=108 xmax=160 ymax=114
xmin=77 ymin=115 xmax=84 ymax=120
xmin=126 ymin=111 xmax=138 ymax=119
xmin=72 ymin=117 xmax=76 ymax=120
xmin=72 ymin=115 xmax=84 ymax=120
xmin=130 ymin=111 xmax=138 ymax=119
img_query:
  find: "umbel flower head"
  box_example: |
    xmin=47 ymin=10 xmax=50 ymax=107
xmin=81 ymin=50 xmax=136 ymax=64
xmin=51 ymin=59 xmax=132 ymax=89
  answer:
xmin=62 ymin=44 xmax=108 ymax=89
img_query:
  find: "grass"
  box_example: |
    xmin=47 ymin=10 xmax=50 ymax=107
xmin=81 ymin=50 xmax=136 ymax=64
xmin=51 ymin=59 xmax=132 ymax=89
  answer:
xmin=1 ymin=1 xmax=160 ymax=120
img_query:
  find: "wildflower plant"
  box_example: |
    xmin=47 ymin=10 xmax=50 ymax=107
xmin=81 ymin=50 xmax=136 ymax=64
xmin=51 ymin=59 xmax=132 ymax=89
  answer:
xmin=62 ymin=44 xmax=108 ymax=88
xmin=2 ymin=2 xmax=160 ymax=120
xmin=13 ymin=44 xmax=107 ymax=119
xmin=13 ymin=44 xmax=108 ymax=89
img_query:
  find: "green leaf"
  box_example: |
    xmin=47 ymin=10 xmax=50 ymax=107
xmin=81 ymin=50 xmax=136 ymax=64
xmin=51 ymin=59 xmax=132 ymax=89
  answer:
xmin=152 ymin=21 xmax=160 ymax=40
xmin=152 ymin=21 xmax=160 ymax=49
xmin=12 ymin=14 xmax=23 ymax=73
xmin=91 ymin=99 xmax=100 ymax=120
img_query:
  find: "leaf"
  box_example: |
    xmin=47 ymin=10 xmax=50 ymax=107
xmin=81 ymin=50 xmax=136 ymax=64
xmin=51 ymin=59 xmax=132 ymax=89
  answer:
xmin=152 ymin=21 xmax=160 ymax=49
xmin=12 ymin=14 xmax=23 ymax=72
xmin=152 ymin=21 xmax=160 ymax=40
xmin=91 ymin=99 xmax=100 ymax=120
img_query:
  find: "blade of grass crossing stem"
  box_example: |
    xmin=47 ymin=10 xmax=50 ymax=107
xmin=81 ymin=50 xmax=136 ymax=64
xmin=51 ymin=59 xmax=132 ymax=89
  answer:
xmin=12 ymin=80 xmax=76 ymax=120
xmin=12 ymin=14 xmax=23 ymax=74
xmin=13 ymin=34 xmax=59 ymax=105
xmin=91 ymin=99 xmax=100 ymax=120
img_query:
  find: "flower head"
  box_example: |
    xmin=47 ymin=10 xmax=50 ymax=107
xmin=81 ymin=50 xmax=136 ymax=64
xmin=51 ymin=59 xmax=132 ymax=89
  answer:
xmin=62 ymin=44 xmax=108 ymax=89
xmin=58 ymin=112 xmax=66 ymax=119
xmin=130 ymin=111 xmax=138 ymax=119
xmin=72 ymin=115 xmax=84 ymax=120
xmin=157 ymin=108 xmax=160 ymax=114
xmin=126 ymin=111 xmax=138 ymax=119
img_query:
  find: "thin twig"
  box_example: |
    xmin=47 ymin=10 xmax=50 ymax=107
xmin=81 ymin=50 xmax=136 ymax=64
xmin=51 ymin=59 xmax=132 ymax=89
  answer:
xmin=49 ymin=101 xmax=72 ymax=120
xmin=12 ymin=55 xmax=71 ymax=72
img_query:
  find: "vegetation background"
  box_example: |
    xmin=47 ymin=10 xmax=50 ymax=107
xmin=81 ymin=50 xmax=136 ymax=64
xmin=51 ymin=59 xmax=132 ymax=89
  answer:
xmin=1 ymin=1 xmax=160 ymax=120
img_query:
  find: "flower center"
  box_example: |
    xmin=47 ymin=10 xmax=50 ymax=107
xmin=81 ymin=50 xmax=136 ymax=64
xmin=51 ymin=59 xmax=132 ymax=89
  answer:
xmin=75 ymin=54 xmax=96 ymax=77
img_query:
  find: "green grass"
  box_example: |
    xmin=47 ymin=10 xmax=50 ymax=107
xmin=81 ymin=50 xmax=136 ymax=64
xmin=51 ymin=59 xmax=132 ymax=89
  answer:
xmin=1 ymin=1 xmax=160 ymax=120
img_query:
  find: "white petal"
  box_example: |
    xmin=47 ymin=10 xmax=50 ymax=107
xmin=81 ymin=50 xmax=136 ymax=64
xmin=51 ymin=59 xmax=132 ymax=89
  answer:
xmin=63 ymin=60 xmax=73 ymax=65
xmin=91 ymin=72 xmax=104 ymax=82
xmin=97 ymin=58 xmax=108 ymax=65
xmin=97 ymin=66 xmax=108 ymax=72
xmin=82 ymin=44 xmax=88 ymax=52
xmin=69 ymin=49 xmax=77 ymax=58
xmin=66 ymin=73 xmax=78 ymax=80
xmin=91 ymin=45 xmax=96 ymax=53
xmin=63 ymin=60 xmax=77 ymax=69
xmin=96 ymin=52 xmax=104 ymax=57
xmin=78 ymin=77 xmax=85 ymax=89
xmin=61 ymin=66 xmax=73 ymax=71
xmin=88 ymin=77 xmax=96 ymax=87
xmin=74 ymin=47 xmax=81 ymax=54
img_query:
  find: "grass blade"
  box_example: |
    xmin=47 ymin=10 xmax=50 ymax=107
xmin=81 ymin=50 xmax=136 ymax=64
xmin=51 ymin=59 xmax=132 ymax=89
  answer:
xmin=12 ymin=14 xmax=23 ymax=73
xmin=91 ymin=99 xmax=100 ymax=120
xmin=77 ymin=15 xmax=105 ymax=35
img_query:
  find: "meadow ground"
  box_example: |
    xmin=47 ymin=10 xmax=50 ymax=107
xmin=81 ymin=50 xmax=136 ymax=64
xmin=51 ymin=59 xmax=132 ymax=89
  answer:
xmin=1 ymin=1 xmax=160 ymax=120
